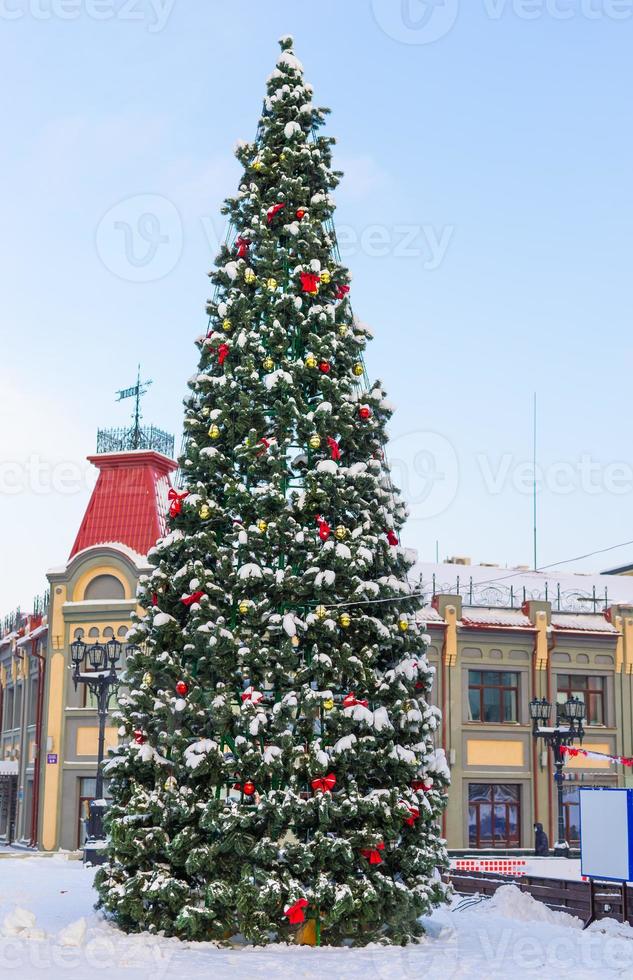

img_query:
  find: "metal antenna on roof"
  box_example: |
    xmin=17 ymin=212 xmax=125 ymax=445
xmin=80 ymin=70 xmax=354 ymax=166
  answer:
xmin=532 ymin=392 xmax=538 ymax=571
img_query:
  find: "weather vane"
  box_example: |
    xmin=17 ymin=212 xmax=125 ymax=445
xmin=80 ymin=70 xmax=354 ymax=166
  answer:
xmin=115 ymin=365 xmax=153 ymax=449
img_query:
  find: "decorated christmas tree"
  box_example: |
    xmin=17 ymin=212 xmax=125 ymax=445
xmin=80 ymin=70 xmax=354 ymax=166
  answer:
xmin=96 ymin=35 xmax=449 ymax=946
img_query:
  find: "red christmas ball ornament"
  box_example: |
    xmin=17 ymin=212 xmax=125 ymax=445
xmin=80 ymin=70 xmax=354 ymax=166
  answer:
xmin=175 ymin=681 xmax=189 ymax=697
xmin=359 ymin=405 xmax=372 ymax=420
xmin=319 ymin=361 xmax=330 ymax=374
xmin=133 ymin=730 xmax=146 ymax=745
xmin=243 ymin=780 xmax=256 ymax=796
xmin=296 ymin=208 xmax=307 ymax=220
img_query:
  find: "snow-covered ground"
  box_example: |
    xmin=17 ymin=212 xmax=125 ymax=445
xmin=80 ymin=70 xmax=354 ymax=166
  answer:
xmin=0 ymin=854 xmax=632 ymax=979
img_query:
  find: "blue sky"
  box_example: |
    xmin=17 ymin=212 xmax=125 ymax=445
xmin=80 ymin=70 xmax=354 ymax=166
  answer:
xmin=1 ymin=0 xmax=633 ymax=612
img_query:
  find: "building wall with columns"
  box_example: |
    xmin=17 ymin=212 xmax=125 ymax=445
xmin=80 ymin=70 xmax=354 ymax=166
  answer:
xmin=417 ymin=565 xmax=633 ymax=851
xmin=39 ymin=545 xmax=149 ymax=851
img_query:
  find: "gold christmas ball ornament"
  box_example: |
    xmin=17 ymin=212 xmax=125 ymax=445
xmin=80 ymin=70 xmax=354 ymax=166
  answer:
xmin=263 ymin=356 xmax=275 ymax=371
xmin=252 ymin=160 xmax=263 ymax=171
xmin=339 ymin=612 xmax=351 ymax=629
xmin=315 ymin=605 xmax=328 ymax=620
xmin=338 ymin=324 xmax=348 ymax=337
xmin=308 ymin=434 xmax=321 ymax=450
xmin=208 ymin=423 xmax=221 ymax=440
xmin=352 ymin=362 xmax=364 ymax=377
xmin=244 ymin=268 xmax=256 ymax=283
xmin=199 ymin=504 xmax=211 ymax=520
xmin=320 ymin=270 xmax=331 ymax=284
xmin=291 ymin=635 xmax=300 ymax=648
xmin=238 ymin=599 xmax=251 ymax=615
xmin=335 ymin=525 xmax=348 ymax=541
xmin=164 ymin=775 xmax=178 ymax=791
xmin=398 ymin=617 xmax=409 ymax=632
xmin=222 ymin=318 xmax=232 ymax=333
xmin=142 ymin=672 xmax=153 ymax=687
xmin=323 ymin=697 xmax=335 ymax=711
xmin=266 ymin=278 xmax=278 ymax=292
xmin=257 ymin=519 xmax=268 ymax=533
xmin=305 ymin=354 xmax=318 ymax=369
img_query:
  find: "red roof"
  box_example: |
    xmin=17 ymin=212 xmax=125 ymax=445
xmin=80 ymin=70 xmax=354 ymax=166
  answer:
xmin=69 ymin=451 xmax=177 ymax=560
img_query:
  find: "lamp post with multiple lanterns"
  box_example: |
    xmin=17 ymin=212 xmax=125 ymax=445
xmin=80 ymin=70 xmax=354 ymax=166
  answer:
xmin=70 ymin=637 xmax=133 ymax=862
xmin=529 ymin=695 xmax=586 ymax=857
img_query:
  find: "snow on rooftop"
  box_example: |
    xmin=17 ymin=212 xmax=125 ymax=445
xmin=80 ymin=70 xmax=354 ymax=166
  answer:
xmin=551 ymin=613 xmax=618 ymax=633
xmin=461 ymin=608 xmax=533 ymax=628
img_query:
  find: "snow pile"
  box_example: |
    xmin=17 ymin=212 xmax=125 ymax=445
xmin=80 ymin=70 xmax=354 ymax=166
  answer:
xmin=2 ymin=907 xmax=46 ymax=941
xmin=485 ymin=885 xmax=582 ymax=929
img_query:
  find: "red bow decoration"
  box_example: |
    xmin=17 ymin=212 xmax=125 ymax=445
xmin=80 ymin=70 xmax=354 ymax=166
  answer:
xmin=311 ymin=773 xmax=336 ymax=794
xmin=315 ymin=515 xmax=331 ymax=542
xmin=386 ymin=529 xmax=398 ymax=546
xmin=151 ymin=592 xmax=158 ymax=607
xmin=241 ymin=686 xmax=264 ymax=705
xmin=360 ymin=842 xmax=385 ymax=865
xmin=300 ymin=272 xmax=321 ymax=294
xmin=217 ymin=343 xmax=230 ymax=366
xmin=343 ymin=692 xmax=369 ymax=709
xmin=181 ymin=591 xmax=204 ymax=607
xmin=267 ymin=202 xmax=286 ymax=223
xmin=168 ymin=488 xmax=189 ymax=518
xmin=336 ymin=284 xmax=350 ymax=300
xmin=411 ymin=780 xmax=432 ymax=792
xmin=284 ymin=898 xmax=308 ymax=925
xmin=327 ymin=437 xmax=341 ymax=461
xmin=403 ymin=804 xmax=420 ymax=827
xmin=257 ymin=437 xmax=271 ymax=456
xmin=235 ymin=236 xmax=251 ymax=258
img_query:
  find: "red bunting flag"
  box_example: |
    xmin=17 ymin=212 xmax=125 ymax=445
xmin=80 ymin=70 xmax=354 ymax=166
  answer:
xmin=235 ymin=236 xmax=251 ymax=258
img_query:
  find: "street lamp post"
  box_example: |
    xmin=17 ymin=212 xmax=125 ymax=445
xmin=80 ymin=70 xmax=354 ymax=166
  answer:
xmin=70 ymin=637 xmax=124 ymax=864
xmin=529 ymin=695 xmax=585 ymax=858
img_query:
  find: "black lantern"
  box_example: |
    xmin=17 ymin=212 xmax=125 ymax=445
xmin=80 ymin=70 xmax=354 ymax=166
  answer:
xmin=105 ymin=638 xmax=122 ymax=670
xmin=70 ymin=638 xmax=86 ymax=669
xmin=529 ymin=697 xmax=552 ymax=726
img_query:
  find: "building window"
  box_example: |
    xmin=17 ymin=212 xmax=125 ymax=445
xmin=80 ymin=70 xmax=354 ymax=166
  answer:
xmin=562 ymin=786 xmax=580 ymax=845
xmin=468 ymin=670 xmax=519 ymax=723
xmin=84 ymin=575 xmax=125 ymax=601
xmin=556 ymin=675 xmax=605 ymax=726
xmin=2 ymin=686 xmax=15 ymax=732
xmin=468 ymin=783 xmax=521 ymax=848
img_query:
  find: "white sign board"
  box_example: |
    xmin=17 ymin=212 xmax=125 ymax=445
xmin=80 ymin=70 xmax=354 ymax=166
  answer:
xmin=580 ymin=787 xmax=633 ymax=882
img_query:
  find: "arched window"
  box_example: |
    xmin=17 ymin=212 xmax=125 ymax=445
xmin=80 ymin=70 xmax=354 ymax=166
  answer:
xmin=84 ymin=575 xmax=125 ymax=601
